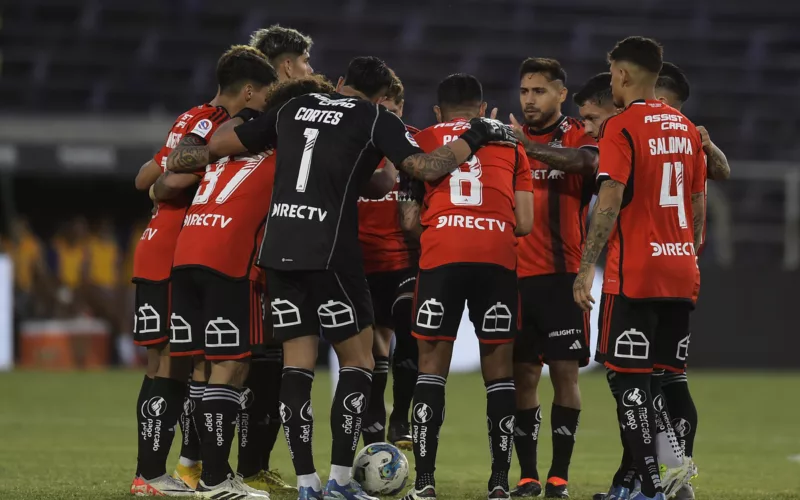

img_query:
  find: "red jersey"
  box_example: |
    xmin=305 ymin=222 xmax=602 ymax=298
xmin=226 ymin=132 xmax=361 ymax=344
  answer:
xmin=413 ymin=118 xmax=533 ymax=270
xmin=132 ymin=104 xmax=229 ymax=282
xmin=517 ymin=116 xmax=598 ymax=277
xmin=173 ymin=154 xmax=275 ymax=281
xmin=598 ymin=100 xmax=706 ymax=300
xmin=357 ymin=125 xmax=420 ymax=274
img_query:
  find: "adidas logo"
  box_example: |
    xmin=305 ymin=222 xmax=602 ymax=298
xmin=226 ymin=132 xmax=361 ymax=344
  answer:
xmin=568 ymin=340 xmax=582 ymax=350
xmin=553 ymin=426 xmax=574 ymax=436
xmin=363 ymin=423 xmax=385 ymax=434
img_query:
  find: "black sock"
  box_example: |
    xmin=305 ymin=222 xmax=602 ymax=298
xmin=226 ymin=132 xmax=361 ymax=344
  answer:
xmin=199 ymin=384 xmax=240 ymax=486
xmin=280 ymin=367 xmax=316 ymax=476
xmin=238 ymin=363 xmax=268 ymax=478
xmin=548 ymin=405 xmax=580 ymax=481
xmin=179 ymin=380 xmax=204 ymax=462
xmin=615 ymin=373 xmax=662 ymax=497
xmin=331 ymin=367 xmax=373 ymax=466
xmin=661 ymin=372 xmax=697 ymax=457
xmin=135 ymin=375 xmax=154 ymax=476
xmin=651 ymin=372 xmax=683 ymax=467
xmin=486 ymin=378 xmax=515 ymax=491
xmin=412 ymin=373 xmax=446 ymax=489
xmin=138 ymin=376 xmax=186 ymax=480
xmin=260 ymin=347 xmax=284 ymax=471
xmin=513 ymin=406 xmax=541 ymax=481
xmin=390 ymin=297 xmax=417 ymax=424
xmin=363 ymin=356 xmax=389 ymax=444
xmin=608 ymin=368 xmax=635 ymax=488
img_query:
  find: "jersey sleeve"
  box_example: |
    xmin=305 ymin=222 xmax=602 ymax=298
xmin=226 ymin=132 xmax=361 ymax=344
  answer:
xmin=234 ymin=107 xmax=279 ymax=154
xmin=514 ymin=145 xmax=534 ymax=192
xmin=371 ymin=107 xmax=424 ymax=166
xmin=597 ymin=120 xmax=633 ymax=186
xmin=185 ymin=109 xmax=229 ymax=143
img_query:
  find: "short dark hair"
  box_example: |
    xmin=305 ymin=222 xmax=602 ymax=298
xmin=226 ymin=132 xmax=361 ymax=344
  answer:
xmin=343 ymin=56 xmax=394 ymax=99
xmin=519 ymin=57 xmax=567 ymax=85
xmin=657 ymin=61 xmax=691 ymax=104
xmin=437 ymin=73 xmax=483 ymax=109
xmin=264 ymin=74 xmax=335 ymax=113
xmin=607 ymin=36 xmax=663 ymax=74
xmin=216 ymin=45 xmax=278 ymax=94
xmin=387 ymin=70 xmax=405 ymax=104
xmin=573 ymin=72 xmax=613 ymax=107
xmin=249 ymin=25 xmax=312 ymax=63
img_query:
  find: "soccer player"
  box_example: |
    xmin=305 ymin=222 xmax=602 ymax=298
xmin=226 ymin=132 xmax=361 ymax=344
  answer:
xmin=234 ymin=24 xmax=314 ymax=493
xmin=572 ymin=36 xmax=706 ymax=500
xmin=506 ymin=58 xmax=598 ymax=499
xmin=132 ymin=45 xmax=277 ymax=498
xmin=357 ymin=74 xmax=420 ymax=448
xmin=207 ymin=56 xmax=516 ymax=500
xmin=249 ymin=24 xmax=313 ymax=81
xmin=399 ymin=73 xmax=533 ymax=500
xmin=574 ymin=73 xmax=618 ymax=141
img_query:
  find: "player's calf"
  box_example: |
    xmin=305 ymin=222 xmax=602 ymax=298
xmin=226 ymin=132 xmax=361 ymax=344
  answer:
xmin=547 ymin=360 xmax=581 ymax=497
xmin=511 ymin=361 xmax=542 ymax=497
xmin=364 ymin=326 xmax=393 ymax=445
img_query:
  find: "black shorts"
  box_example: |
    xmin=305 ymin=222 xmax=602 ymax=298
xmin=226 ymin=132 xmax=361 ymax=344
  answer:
xmin=169 ymin=267 xmax=265 ymax=360
xmin=366 ymin=267 xmax=418 ymax=328
xmin=596 ymin=293 xmax=692 ymax=373
xmin=133 ymin=280 xmax=170 ymax=346
xmin=413 ymin=264 xmax=518 ymax=344
xmin=266 ymin=268 xmax=374 ymax=343
xmin=515 ymin=274 xmax=591 ymax=366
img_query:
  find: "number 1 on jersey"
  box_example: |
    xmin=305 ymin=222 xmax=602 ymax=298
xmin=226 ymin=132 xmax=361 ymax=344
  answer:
xmin=296 ymin=127 xmax=319 ymax=192
xmin=660 ymin=161 xmax=687 ymax=228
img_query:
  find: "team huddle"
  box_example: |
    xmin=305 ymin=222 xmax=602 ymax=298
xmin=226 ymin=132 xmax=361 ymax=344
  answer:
xmin=129 ymin=24 xmax=730 ymax=500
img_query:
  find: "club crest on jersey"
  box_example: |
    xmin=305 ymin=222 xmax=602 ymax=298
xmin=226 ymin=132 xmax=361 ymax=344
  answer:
xmin=548 ymin=138 xmax=563 ymax=148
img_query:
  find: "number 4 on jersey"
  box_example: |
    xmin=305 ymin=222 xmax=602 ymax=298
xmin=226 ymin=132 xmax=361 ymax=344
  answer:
xmin=659 ymin=161 xmax=687 ymax=228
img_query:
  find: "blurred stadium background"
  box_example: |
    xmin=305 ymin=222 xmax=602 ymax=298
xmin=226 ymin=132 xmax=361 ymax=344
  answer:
xmin=0 ymin=1 xmax=799 ymax=498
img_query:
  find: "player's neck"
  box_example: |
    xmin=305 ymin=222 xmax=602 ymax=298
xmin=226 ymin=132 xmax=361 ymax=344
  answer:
xmin=337 ymin=86 xmax=370 ymax=101
xmin=210 ymin=93 xmax=237 ymax=117
xmin=529 ymin=111 xmax=562 ymax=133
xmin=623 ymin=85 xmax=657 ymax=108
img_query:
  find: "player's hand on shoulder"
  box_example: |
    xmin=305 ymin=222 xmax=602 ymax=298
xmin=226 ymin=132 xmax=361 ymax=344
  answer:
xmin=696 ymin=125 xmax=712 ymax=150
xmin=467 ymin=117 xmax=519 ymax=148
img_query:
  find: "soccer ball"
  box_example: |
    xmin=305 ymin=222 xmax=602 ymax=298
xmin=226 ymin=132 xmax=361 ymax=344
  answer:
xmin=352 ymin=442 xmax=409 ymax=495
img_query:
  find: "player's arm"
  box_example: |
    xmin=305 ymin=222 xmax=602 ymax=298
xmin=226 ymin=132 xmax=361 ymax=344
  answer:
xmin=152 ymin=171 xmax=201 ymax=201
xmin=166 ymin=135 xmax=211 ymax=173
xmin=697 ymin=126 xmax=730 ymax=181
xmin=134 ymin=159 xmax=162 ymax=191
xmin=361 ymin=160 xmax=398 ymax=199
xmin=211 ymin=108 xmax=278 ymax=160
xmin=397 ymin=171 xmax=424 ymax=240
xmin=691 ymin=191 xmax=705 ymax=251
xmin=509 ymin=114 xmax=598 ymax=175
xmin=573 ymin=123 xmax=631 ymax=311
xmin=372 ymin=109 xmax=516 ymax=182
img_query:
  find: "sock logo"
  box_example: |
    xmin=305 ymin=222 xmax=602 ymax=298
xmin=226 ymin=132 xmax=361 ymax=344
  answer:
xmin=300 ymin=400 xmax=313 ymax=422
xmin=535 ymin=407 xmax=542 ymax=423
xmin=653 ymin=393 xmax=665 ymax=413
xmin=239 ymin=388 xmax=255 ymax=410
xmin=499 ymin=415 xmax=516 ymax=435
xmin=145 ymin=396 xmax=168 ymax=417
xmin=671 ymin=418 xmax=692 ymax=438
xmin=344 ymin=392 xmax=366 ymax=414
xmin=413 ymin=403 xmax=433 ymax=424
xmin=622 ymin=388 xmax=647 ymax=407
xmin=182 ymin=398 xmax=195 ymax=416
xmin=279 ymin=402 xmax=292 ymax=423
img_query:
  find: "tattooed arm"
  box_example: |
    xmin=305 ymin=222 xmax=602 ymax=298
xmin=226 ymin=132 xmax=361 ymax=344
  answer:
xmin=697 ymin=126 xmax=730 ymax=181
xmin=397 ymin=141 xmax=469 ymax=181
xmin=691 ymin=191 xmax=706 ymax=251
xmin=573 ymin=180 xmax=625 ymax=311
xmin=398 ymin=200 xmax=423 ymax=241
xmin=152 ymin=170 xmax=201 ymax=201
xmin=519 ymin=136 xmax=598 ymax=175
xmin=166 ymin=135 xmax=212 ymax=173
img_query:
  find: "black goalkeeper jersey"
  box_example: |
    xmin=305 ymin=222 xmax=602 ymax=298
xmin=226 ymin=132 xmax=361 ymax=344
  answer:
xmin=234 ymin=92 xmax=422 ymax=272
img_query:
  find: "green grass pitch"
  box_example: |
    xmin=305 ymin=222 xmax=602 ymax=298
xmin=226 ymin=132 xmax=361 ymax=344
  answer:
xmin=1 ymin=370 xmax=799 ymax=499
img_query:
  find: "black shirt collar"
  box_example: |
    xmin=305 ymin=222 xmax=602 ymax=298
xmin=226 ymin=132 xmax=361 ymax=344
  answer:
xmin=525 ymin=114 xmax=566 ymax=136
